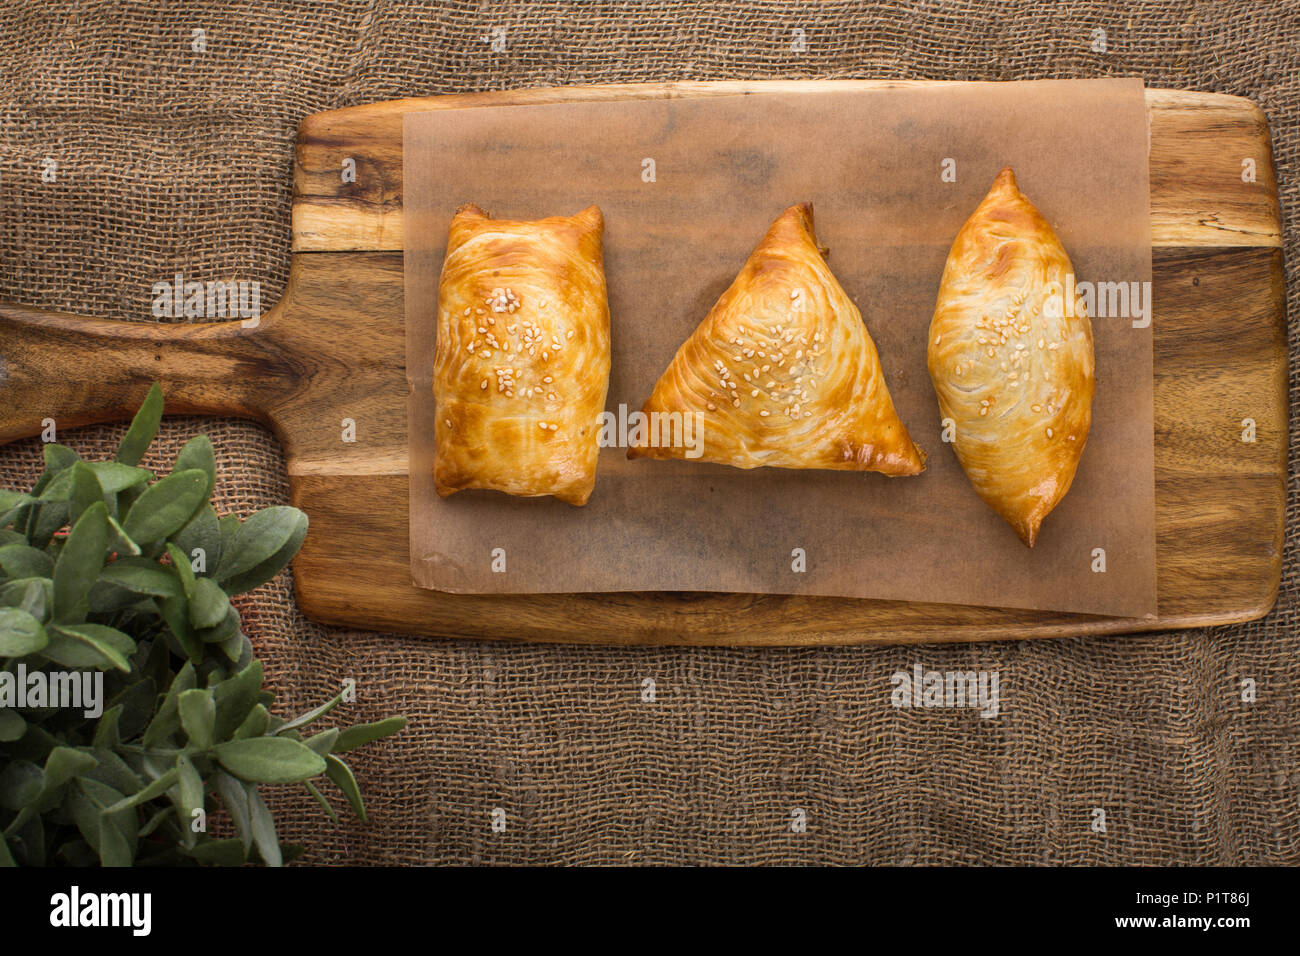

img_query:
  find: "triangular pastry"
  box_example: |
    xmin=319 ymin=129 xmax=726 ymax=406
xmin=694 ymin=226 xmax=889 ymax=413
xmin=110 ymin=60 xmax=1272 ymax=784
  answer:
xmin=927 ymin=168 xmax=1095 ymax=547
xmin=433 ymin=204 xmax=611 ymax=506
xmin=628 ymin=203 xmax=925 ymax=476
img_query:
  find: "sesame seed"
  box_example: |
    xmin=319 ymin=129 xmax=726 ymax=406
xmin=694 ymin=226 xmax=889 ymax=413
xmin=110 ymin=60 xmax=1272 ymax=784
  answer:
xmin=707 ymin=402 xmax=716 ymax=411
xmin=751 ymin=389 xmax=759 ymax=397
xmin=480 ymin=379 xmax=488 ymax=390
xmin=548 ymin=423 xmax=557 ymax=432
xmin=1046 ymin=427 xmax=1054 ymax=438
xmin=538 ymin=421 xmax=549 ymax=430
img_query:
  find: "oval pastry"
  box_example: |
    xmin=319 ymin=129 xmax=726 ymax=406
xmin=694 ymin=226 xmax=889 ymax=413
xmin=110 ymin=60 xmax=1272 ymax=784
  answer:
xmin=928 ymin=168 xmax=1095 ymax=547
xmin=630 ymin=203 xmax=925 ymax=476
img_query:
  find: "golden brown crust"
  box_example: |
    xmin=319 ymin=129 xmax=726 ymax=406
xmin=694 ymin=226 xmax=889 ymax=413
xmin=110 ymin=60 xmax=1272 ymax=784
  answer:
xmin=629 ymin=203 xmax=925 ymax=476
xmin=432 ymin=204 xmax=611 ymax=506
xmin=927 ymin=168 xmax=1095 ymax=546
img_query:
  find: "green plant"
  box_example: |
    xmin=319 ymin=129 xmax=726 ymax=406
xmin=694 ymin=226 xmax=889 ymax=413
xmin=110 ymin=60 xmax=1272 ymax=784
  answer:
xmin=0 ymin=384 xmax=406 ymax=866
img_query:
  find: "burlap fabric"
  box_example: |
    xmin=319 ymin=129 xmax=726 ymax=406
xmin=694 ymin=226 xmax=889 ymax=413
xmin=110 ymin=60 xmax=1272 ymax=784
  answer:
xmin=1 ymin=1 xmax=1295 ymax=865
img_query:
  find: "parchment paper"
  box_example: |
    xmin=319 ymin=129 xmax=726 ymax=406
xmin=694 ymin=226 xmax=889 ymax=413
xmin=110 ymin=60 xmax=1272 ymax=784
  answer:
xmin=404 ymin=79 xmax=1155 ymax=617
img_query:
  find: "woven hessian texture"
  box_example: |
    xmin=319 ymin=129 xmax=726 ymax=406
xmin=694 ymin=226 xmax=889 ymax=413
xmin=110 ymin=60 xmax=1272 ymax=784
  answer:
xmin=1 ymin=1 xmax=1296 ymax=865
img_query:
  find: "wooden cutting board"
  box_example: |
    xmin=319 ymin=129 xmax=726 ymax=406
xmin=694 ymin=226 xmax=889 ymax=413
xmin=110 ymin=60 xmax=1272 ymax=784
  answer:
xmin=0 ymin=82 xmax=1285 ymax=646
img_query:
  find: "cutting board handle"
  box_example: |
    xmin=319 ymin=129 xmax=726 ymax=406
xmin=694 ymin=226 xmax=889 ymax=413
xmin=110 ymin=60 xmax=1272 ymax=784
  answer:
xmin=0 ymin=299 xmax=284 ymax=443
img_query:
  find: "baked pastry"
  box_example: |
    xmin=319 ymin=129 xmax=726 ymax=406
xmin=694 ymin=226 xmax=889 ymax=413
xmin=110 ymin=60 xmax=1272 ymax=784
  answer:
xmin=433 ymin=204 xmax=611 ymax=506
xmin=927 ymin=167 xmax=1095 ymax=546
xmin=628 ymin=203 xmax=925 ymax=476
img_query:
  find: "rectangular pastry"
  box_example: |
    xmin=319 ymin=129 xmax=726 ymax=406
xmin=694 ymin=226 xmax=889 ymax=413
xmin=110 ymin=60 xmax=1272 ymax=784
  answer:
xmin=433 ymin=204 xmax=611 ymax=505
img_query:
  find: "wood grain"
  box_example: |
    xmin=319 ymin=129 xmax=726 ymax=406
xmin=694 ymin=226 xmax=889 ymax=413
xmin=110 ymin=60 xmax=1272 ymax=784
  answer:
xmin=292 ymin=83 xmax=1283 ymax=252
xmin=0 ymin=82 xmax=1286 ymax=645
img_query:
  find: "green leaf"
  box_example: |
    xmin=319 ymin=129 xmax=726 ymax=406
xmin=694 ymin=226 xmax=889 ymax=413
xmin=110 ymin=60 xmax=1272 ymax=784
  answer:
xmin=214 ymin=771 xmax=251 ymax=844
xmin=105 ymin=516 xmax=142 ymax=557
xmin=138 ymin=805 xmax=174 ymax=838
xmin=29 ymin=501 xmax=68 ymax=550
xmin=175 ymin=434 xmax=216 ymax=505
xmin=88 ymin=461 xmax=153 ymax=494
xmin=232 ymin=703 xmax=270 ymax=740
xmin=68 ymin=462 xmax=103 ymax=527
xmin=143 ymin=660 xmax=196 ymax=748
xmin=0 ymin=709 xmax=26 ymax=743
xmin=247 ymin=785 xmax=281 ymax=867
xmin=37 ymin=746 xmax=99 ymax=802
xmin=0 ymin=578 xmax=51 ymax=623
xmin=91 ymin=705 xmax=123 ymax=750
xmin=98 ymin=809 xmax=136 ymax=867
xmin=166 ymin=542 xmax=196 ymax=599
xmin=213 ymin=660 xmax=263 ymax=741
xmin=188 ymin=837 xmax=247 ymax=866
xmin=100 ymin=560 xmax=182 ymax=598
xmin=0 ymin=543 xmax=54 ymax=580
xmin=304 ymin=780 xmax=339 ymax=824
xmin=86 ymin=747 xmax=143 ymax=797
xmin=43 ymin=443 xmax=80 ymax=474
xmin=51 ymin=501 xmax=108 ymax=623
xmin=0 ymin=761 xmax=42 ymax=810
xmin=213 ymin=737 xmax=326 ymax=784
xmin=179 ymin=688 xmax=216 ymax=750
xmin=0 ymin=606 xmax=48 ymax=656
xmin=103 ymin=767 xmax=180 ymax=813
xmin=196 ymin=605 xmax=239 ymax=644
xmin=44 ymin=623 xmax=134 ymax=672
xmin=115 ymin=382 xmax=164 ymax=466
xmin=304 ymin=727 xmax=340 ymax=756
xmin=0 ymin=834 xmax=13 ymax=867
xmin=157 ymin=593 xmax=202 ymax=663
xmin=324 ymin=754 xmax=366 ymax=823
xmin=121 ymin=469 xmax=208 ymax=546
xmin=275 ymin=690 xmax=345 ymax=736
xmin=176 ymin=753 xmax=205 ymax=830
xmin=216 ymin=506 xmax=308 ymax=592
xmin=68 ymin=783 xmax=104 ymax=851
xmin=175 ymin=504 xmax=221 ymax=576
xmin=189 ymin=576 xmax=229 ymax=630
xmin=335 ymin=716 xmax=407 ymax=753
